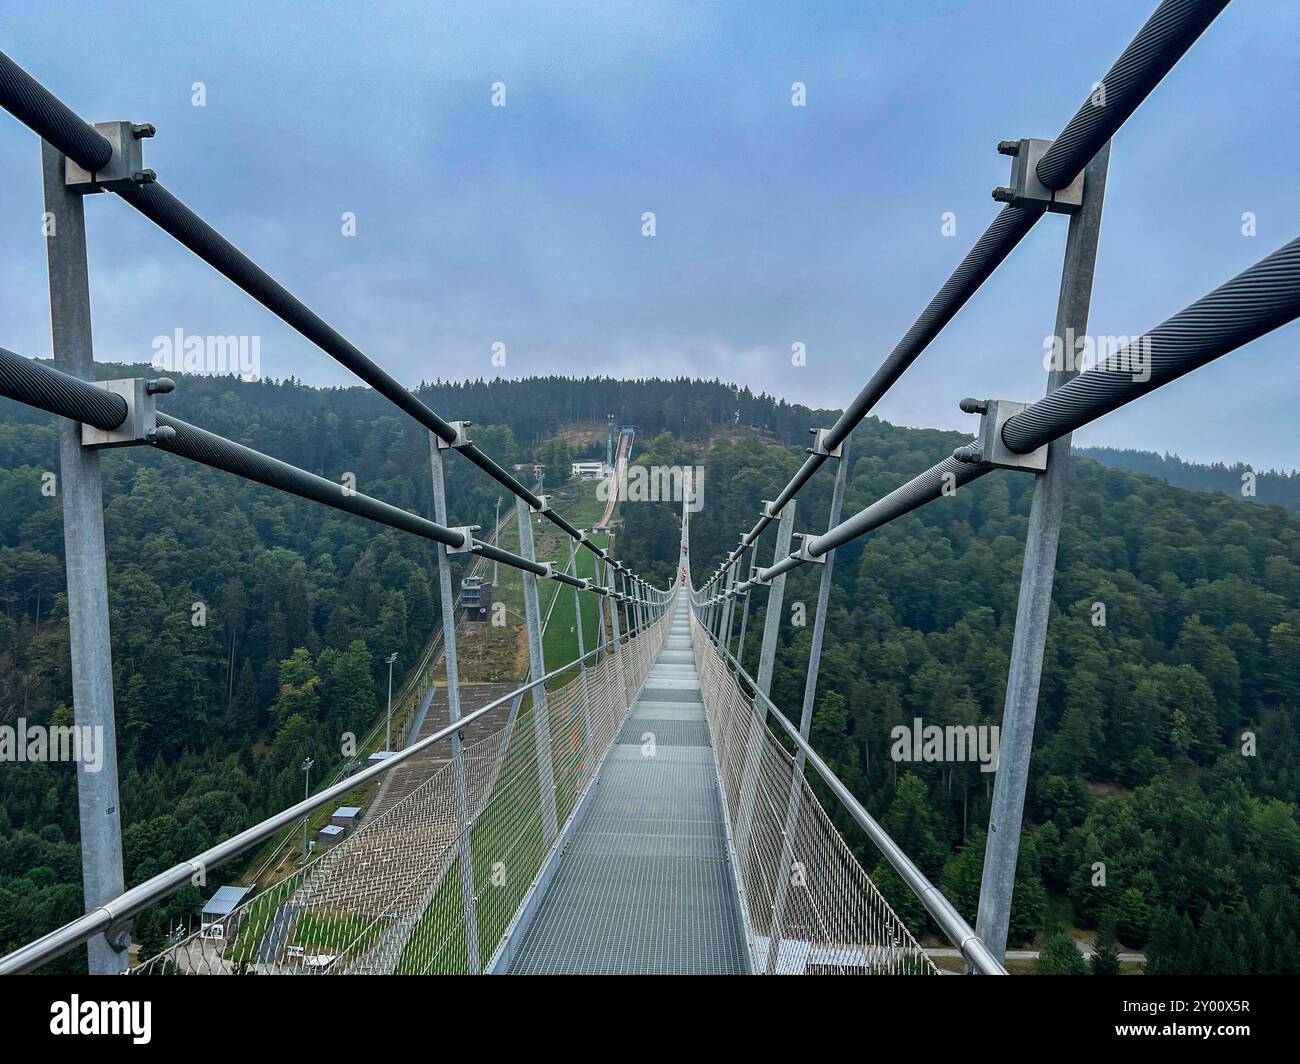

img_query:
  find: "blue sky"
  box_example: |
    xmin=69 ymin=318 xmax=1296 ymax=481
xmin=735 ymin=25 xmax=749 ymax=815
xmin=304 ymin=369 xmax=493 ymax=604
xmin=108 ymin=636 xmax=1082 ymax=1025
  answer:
xmin=1 ymin=0 xmax=1297 ymax=469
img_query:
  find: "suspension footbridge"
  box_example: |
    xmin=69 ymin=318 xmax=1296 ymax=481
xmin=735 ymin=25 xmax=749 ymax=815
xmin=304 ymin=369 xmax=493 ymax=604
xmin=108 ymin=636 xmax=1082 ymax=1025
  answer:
xmin=1 ymin=0 xmax=1295 ymax=976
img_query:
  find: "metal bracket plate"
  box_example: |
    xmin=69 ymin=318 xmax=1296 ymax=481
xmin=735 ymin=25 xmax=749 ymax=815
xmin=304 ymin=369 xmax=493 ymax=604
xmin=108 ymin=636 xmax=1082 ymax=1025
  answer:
xmin=104 ymin=921 xmax=133 ymax=953
xmin=792 ymin=534 xmax=826 ymax=565
xmin=447 ymin=526 xmax=479 ymax=553
xmin=435 ymin=420 xmax=472 ymax=450
xmin=808 ymin=427 xmax=843 ymax=459
xmin=81 ymin=378 xmax=160 ymax=448
xmin=65 ymin=121 xmax=155 ymax=193
xmin=959 ymin=399 xmax=1049 ymax=473
xmin=996 ymin=138 xmax=1084 ymax=215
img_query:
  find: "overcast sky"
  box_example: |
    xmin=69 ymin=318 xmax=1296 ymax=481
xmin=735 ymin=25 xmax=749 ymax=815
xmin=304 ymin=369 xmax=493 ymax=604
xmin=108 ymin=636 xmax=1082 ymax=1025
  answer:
xmin=1 ymin=1 xmax=1296 ymax=470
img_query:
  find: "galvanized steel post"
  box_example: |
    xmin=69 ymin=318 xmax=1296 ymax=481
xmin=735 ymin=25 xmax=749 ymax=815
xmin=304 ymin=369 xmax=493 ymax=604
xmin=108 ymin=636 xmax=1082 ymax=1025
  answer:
xmin=765 ymin=436 xmax=852 ymax=972
xmin=429 ymin=437 xmax=482 ymax=971
xmin=42 ymin=140 xmax=127 ymax=975
xmin=733 ymin=500 xmax=797 ymax=878
xmin=517 ymin=498 xmax=559 ymax=844
xmin=975 ymin=143 xmax=1112 ymax=966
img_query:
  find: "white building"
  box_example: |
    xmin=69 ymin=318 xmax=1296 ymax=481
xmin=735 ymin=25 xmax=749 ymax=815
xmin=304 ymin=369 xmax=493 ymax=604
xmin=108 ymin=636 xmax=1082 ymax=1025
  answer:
xmin=571 ymin=461 xmax=606 ymax=479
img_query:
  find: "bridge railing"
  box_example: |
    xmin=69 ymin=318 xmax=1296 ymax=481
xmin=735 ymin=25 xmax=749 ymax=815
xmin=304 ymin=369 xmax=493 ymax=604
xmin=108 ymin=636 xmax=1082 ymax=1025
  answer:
xmin=0 ymin=39 xmax=672 ymax=973
xmin=0 ymin=607 xmax=671 ymax=975
xmin=689 ymin=609 xmax=942 ymax=975
xmin=688 ymin=0 xmax=1300 ymax=969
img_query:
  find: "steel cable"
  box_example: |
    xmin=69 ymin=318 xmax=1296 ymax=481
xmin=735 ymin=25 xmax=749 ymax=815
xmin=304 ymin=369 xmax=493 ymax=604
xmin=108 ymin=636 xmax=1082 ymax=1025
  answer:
xmin=0 ymin=50 xmax=111 ymax=171
xmin=0 ymin=346 xmax=127 ymax=429
xmin=1002 ymin=235 xmax=1300 ymax=453
xmin=1037 ymin=0 xmax=1231 ymax=190
xmin=153 ymin=413 xmax=466 ymax=548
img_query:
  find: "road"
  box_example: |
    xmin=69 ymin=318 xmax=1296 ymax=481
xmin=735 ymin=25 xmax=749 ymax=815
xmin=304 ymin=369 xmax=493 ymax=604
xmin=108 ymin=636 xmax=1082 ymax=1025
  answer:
xmin=924 ymin=944 xmax=1147 ymax=963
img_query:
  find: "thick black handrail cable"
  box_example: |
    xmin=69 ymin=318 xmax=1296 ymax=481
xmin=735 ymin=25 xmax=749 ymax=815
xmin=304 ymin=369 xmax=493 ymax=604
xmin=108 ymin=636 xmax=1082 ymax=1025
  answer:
xmin=0 ymin=346 xmax=128 ymax=429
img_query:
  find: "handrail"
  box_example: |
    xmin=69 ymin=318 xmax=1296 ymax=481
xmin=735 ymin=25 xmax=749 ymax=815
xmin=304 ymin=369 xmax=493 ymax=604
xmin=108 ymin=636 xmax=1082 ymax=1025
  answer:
xmin=688 ymin=593 xmax=1006 ymax=976
xmin=699 ymin=0 xmax=1233 ymax=593
xmin=699 ymin=231 xmax=1300 ymax=598
xmin=0 ymin=345 xmax=666 ymax=601
xmin=0 ymin=46 xmax=668 ymax=596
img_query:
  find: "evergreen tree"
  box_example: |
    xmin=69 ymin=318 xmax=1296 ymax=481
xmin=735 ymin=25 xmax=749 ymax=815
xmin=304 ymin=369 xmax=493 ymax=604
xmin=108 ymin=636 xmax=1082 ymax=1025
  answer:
xmin=1037 ymin=933 xmax=1088 ymax=975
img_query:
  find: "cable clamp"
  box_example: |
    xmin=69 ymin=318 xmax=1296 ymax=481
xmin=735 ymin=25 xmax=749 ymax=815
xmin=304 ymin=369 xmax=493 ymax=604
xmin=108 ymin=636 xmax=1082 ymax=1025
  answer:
xmin=435 ymin=420 xmax=473 ymax=451
xmin=530 ymin=494 xmax=550 ymax=514
xmin=83 ymin=377 xmax=173 ymax=448
xmin=792 ymin=534 xmax=826 ymax=565
xmin=448 ymin=526 xmax=479 ymax=554
xmin=807 ymin=427 xmax=842 ymax=459
xmin=954 ymin=398 xmax=1048 ymax=472
xmin=66 ymin=121 xmax=156 ymax=193
xmin=991 ymin=137 xmax=1083 ymax=215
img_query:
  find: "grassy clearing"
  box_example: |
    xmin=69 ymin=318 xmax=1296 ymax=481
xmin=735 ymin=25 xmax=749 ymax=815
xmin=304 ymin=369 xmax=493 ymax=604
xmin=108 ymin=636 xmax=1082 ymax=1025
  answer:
xmin=288 ymin=910 xmax=382 ymax=956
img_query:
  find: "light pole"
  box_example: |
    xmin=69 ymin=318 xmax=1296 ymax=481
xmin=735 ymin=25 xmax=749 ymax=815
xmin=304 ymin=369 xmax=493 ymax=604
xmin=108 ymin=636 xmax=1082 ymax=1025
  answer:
xmin=493 ymin=494 xmax=502 ymax=586
xmin=300 ymin=757 xmax=314 ymax=864
xmin=385 ymin=652 xmax=398 ymax=749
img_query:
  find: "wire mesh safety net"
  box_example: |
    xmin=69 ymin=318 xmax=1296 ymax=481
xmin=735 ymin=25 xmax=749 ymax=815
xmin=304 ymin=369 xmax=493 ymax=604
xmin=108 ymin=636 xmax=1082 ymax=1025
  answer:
xmin=131 ymin=609 xmax=671 ymax=975
xmin=689 ymin=610 xmax=937 ymax=975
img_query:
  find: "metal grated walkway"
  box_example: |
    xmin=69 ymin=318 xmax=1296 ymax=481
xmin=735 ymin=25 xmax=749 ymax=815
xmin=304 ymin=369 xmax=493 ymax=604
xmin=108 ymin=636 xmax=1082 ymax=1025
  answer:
xmin=507 ymin=595 xmax=749 ymax=974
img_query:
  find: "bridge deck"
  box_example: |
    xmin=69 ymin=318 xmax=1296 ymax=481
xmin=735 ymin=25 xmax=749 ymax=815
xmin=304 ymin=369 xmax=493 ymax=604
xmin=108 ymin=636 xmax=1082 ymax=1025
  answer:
xmin=507 ymin=596 xmax=749 ymax=974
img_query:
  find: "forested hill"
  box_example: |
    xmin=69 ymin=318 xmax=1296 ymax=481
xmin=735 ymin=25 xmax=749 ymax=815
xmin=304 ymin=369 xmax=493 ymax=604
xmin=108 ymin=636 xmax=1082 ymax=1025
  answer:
xmin=1078 ymin=447 xmax=1300 ymax=515
xmin=1 ymin=369 xmax=1298 ymax=974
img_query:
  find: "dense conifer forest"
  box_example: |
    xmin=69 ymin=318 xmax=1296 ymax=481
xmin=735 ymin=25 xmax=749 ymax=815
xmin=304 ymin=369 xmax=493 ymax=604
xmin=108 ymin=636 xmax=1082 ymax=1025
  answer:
xmin=2 ymin=371 xmax=1297 ymax=972
xmin=1078 ymin=447 xmax=1300 ymax=515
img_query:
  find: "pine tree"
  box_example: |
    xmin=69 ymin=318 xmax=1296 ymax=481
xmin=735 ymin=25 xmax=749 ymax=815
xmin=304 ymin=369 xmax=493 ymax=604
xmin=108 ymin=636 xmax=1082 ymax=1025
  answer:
xmin=1090 ymin=936 xmax=1121 ymax=975
xmin=1037 ymin=933 xmax=1087 ymax=975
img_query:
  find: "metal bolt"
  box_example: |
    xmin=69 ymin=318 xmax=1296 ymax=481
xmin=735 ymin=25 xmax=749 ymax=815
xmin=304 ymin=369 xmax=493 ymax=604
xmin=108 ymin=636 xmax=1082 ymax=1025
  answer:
xmin=997 ymin=139 xmax=1020 ymax=156
xmin=131 ymin=123 xmax=156 ymax=140
xmin=959 ymin=397 xmax=989 ymax=415
xmin=146 ymin=377 xmax=176 ymax=395
xmin=132 ymin=169 xmax=157 ymax=185
xmin=992 ymin=186 xmax=1015 ymax=203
